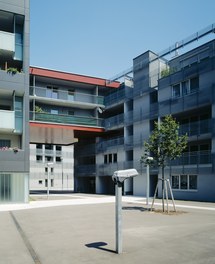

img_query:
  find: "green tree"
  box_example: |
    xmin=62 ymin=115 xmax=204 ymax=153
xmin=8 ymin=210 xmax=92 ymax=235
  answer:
xmin=141 ymin=115 xmax=188 ymax=212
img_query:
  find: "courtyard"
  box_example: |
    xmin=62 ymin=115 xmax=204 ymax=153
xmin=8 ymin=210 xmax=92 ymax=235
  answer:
xmin=0 ymin=194 xmax=215 ymax=264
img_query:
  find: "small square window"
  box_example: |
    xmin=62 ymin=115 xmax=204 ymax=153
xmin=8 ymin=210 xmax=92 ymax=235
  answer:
xmin=38 ymin=180 xmax=43 ymax=185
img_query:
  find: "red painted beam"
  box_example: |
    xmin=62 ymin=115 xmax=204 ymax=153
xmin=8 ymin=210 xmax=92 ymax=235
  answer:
xmin=29 ymin=121 xmax=105 ymax=133
xmin=29 ymin=67 xmax=120 ymax=89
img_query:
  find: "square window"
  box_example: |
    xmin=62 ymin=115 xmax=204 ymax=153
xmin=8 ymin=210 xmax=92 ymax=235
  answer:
xmin=56 ymin=146 xmax=62 ymax=151
xmin=56 ymin=156 xmax=62 ymax=162
xmin=36 ymin=155 xmax=42 ymax=162
xmin=38 ymin=180 xmax=43 ymax=185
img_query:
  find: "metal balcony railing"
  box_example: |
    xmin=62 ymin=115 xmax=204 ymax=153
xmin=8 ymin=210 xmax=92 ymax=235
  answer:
xmin=103 ymin=113 xmax=124 ymax=129
xmin=30 ymin=86 xmax=104 ymax=105
xmin=96 ymin=136 xmax=124 ymax=152
xmin=179 ymin=119 xmax=212 ymax=136
xmin=30 ymin=112 xmax=103 ymax=127
xmin=75 ymin=164 xmax=96 ymax=176
xmin=104 ymin=89 xmax=125 ymax=107
xmin=170 ymin=151 xmax=212 ymax=166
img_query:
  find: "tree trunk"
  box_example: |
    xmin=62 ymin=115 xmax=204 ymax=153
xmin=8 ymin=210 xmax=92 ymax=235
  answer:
xmin=162 ymin=165 xmax=165 ymax=212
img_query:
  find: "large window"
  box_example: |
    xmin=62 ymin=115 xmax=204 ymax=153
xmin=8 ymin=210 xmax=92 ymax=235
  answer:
xmin=104 ymin=153 xmax=117 ymax=164
xmin=46 ymin=86 xmax=59 ymax=99
xmin=172 ymin=174 xmax=197 ymax=190
xmin=172 ymin=76 xmax=199 ymax=98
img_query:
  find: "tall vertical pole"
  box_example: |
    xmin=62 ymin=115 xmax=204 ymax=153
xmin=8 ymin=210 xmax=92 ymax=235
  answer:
xmin=47 ymin=166 xmax=50 ymax=199
xmin=115 ymin=182 xmax=122 ymax=254
xmin=146 ymin=164 xmax=149 ymax=205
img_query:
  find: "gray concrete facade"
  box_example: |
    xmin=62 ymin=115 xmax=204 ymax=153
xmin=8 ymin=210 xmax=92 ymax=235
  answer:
xmin=0 ymin=0 xmax=30 ymax=202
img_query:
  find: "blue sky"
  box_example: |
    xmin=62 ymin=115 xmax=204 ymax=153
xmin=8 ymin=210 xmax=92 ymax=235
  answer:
xmin=30 ymin=0 xmax=215 ymax=79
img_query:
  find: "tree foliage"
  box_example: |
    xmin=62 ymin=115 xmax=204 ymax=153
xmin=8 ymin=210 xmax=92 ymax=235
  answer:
xmin=141 ymin=115 xmax=188 ymax=212
xmin=141 ymin=115 xmax=187 ymax=167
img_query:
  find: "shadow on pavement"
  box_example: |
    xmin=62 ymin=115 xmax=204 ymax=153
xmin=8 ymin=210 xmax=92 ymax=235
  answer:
xmin=85 ymin=242 xmax=116 ymax=254
xmin=122 ymin=206 xmax=148 ymax=212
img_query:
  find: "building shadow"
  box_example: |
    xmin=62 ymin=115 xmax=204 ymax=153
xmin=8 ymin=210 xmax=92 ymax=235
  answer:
xmin=85 ymin=242 xmax=116 ymax=254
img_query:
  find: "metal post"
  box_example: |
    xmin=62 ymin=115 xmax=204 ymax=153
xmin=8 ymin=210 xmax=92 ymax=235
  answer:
xmin=47 ymin=166 xmax=50 ymax=199
xmin=164 ymin=180 xmax=169 ymax=213
xmin=146 ymin=164 xmax=149 ymax=205
xmin=61 ymin=157 xmax=63 ymax=190
xmin=115 ymin=182 xmax=122 ymax=254
xmin=47 ymin=162 xmax=53 ymax=199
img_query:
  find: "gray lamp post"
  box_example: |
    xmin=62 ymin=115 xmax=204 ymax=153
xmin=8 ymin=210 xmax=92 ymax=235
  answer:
xmin=146 ymin=157 xmax=153 ymax=206
xmin=47 ymin=162 xmax=54 ymax=199
xmin=112 ymin=169 xmax=138 ymax=254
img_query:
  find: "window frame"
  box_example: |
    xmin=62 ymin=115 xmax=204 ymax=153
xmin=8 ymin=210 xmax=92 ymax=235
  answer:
xmin=171 ymin=174 xmax=197 ymax=191
xmin=172 ymin=76 xmax=199 ymax=98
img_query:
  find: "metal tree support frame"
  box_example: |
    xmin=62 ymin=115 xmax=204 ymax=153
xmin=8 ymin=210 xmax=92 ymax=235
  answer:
xmin=151 ymin=178 xmax=176 ymax=213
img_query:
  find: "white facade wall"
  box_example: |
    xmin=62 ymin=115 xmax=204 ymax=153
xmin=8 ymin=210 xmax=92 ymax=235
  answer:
xmin=30 ymin=144 xmax=74 ymax=191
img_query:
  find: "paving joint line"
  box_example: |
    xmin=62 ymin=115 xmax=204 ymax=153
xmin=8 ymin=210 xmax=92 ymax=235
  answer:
xmin=10 ymin=211 xmax=42 ymax=264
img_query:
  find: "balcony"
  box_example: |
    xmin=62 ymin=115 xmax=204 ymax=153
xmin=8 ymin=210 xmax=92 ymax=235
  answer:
xmin=0 ymin=110 xmax=15 ymax=131
xmin=75 ymin=164 xmax=96 ymax=176
xmin=30 ymin=86 xmax=104 ymax=108
xmin=103 ymin=113 xmax=124 ymax=130
xmin=159 ymin=85 xmax=214 ymax=116
xmin=96 ymin=136 xmax=124 ymax=152
xmin=104 ymin=89 xmax=125 ymax=107
xmin=179 ymin=119 xmax=212 ymax=137
xmin=30 ymin=112 xmax=102 ymax=127
xmin=0 ymin=31 xmax=15 ymax=56
xmin=171 ymin=151 xmax=212 ymax=166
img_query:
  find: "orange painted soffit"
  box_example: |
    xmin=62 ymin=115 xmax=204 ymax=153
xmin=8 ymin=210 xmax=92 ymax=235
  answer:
xmin=29 ymin=67 xmax=120 ymax=89
xmin=29 ymin=122 xmax=105 ymax=133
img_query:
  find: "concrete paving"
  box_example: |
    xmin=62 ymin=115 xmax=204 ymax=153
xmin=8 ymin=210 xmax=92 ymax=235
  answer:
xmin=0 ymin=194 xmax=215 ymax=264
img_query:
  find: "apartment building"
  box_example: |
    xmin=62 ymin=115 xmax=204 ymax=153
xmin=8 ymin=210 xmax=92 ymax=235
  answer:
xmin=0 ymin=0 xmax=30 ymax=203
xmin=77 ymin=27 xmax=215 ymax=202
xmin=0 ymin=1 xmax=213 ymax=204
xmin=28 ymin=30 xmax=214 ymax=202
xmin=29 ymin=67 xmax=119 ymax=192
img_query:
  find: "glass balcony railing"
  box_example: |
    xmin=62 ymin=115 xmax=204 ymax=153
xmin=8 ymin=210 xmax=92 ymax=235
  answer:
xmin=103 ymin=113 xmax=124 ymax=129
xmin=30 ymin=86 xmax=104 ymax=105
xmin=104 ymin=89 xmax=125 ymax=107
xmin=30 ymin=111 xmax=103 ymax=127
xmin=170 ymin=151 xmax=212 ymax=166
xmin=179 ymin=119 xmax=212 ymax=137
xmin=96 ymin=136 xmax=124 ymax=152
